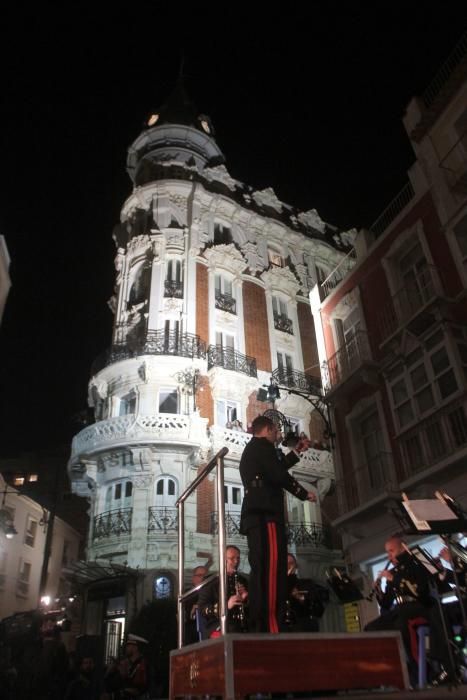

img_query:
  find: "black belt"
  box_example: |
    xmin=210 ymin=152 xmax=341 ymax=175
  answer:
xmin=248 ymin=479 xmax=264 ymax=488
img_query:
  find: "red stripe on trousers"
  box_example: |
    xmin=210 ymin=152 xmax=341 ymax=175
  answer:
xmin=267 ymin=521 xmax=279 ymax=633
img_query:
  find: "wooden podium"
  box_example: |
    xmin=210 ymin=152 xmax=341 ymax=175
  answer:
xmin=169 ymin=632 xmax=409 ymax=699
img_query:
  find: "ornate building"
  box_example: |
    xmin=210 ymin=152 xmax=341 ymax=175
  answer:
xmin=69 ymin=85 xmax=352 ymax=638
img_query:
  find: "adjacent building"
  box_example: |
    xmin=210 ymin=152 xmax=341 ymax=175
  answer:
xmin=69 ymin=85 xmax=351 ymax=642
xmin=0 ymin=235 xmax=11 ymax=325
xmin=311 ymin=32 xmax=467 ymax=627
xmin=0 ymin=473 xmax=81 ymax=620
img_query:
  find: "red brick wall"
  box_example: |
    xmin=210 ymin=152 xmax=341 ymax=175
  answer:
xmin=197 ymin=375 xmax=214 ymax=426
xmin=197 ymin=464 xmax=215 ymax=534
xmin=297 ymin=301 xmax=320 ymax=380
xmin=246 ymin=390 xmax=269 ymax=429
xmin=243 ymin=281 xmax=272 ymax=371
xmin=196 ymin=263 xmax=209 ymax=343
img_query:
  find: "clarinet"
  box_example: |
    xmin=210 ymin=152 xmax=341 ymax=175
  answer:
xmin=232 ymin=572 xmax=247 ymax=632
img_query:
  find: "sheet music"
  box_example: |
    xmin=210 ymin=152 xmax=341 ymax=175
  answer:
xmin=402 ymin=502 xmax=430 ymax=531
xmin=405 ymin=499 xmax=457 ymax=522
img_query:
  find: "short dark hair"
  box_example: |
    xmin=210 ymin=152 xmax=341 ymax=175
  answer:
xmin=251 ymin=416 xmax=274 ymax=435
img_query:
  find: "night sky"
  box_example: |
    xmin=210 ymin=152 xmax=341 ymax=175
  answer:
xmin=0 ymin=5 xmax=466 ymax=455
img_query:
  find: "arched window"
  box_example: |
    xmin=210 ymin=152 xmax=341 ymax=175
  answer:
xmin=153 ymin=572 xmax=174 ymax=599
xmin=103 ymin=480 xmax=133 ymax=511
xmin=155 ymin=476 xmax=178 ymax=506
xmin=128 ymin=263 xmax=151 ymax=306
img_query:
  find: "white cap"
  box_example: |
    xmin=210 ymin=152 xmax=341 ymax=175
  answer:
xmin=126 ymin=633 xmax=149 ymax=645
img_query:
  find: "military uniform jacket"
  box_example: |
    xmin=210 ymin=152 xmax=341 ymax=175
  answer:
xmin=378 ymin=551 xmax=433 ymax=613
xmin=239 ymin=437 xmax=308 ymax=533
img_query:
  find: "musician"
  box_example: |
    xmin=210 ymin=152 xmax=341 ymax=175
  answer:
xmin=198 ymin=545 xmax=249 ymax=638
xmin=365 ymin=534 xmax=455 ymax=686
xmin=240 ymin=416 xmax=316 ymax=633
xmin=184 ymin=564 xmax=209 ymax=644
xmin=436 ymin=542 xmax=467 ymax=627
xmin=285 ymin=553 xmax=326 ymax=632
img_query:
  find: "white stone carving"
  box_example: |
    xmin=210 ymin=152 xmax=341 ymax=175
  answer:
xmin=164 ymin=230 xmax=185 ymax=250
xmin=252 ymin=187 xmax=283 ymax=212
xmin=241 ymin=242 xmax=261 ymax=273
xmin=204 ymin=165 xmax=238 ymax=191
xmin=209 ymin=425 xmax=252 ymax=457
xmin=203 ymin=244 xmax=247 ymax=276
xmin=261 ymin=266 xmax=301 ymax=297
xmin=339 ymin=228 xmax=358 ymax=247
xmin=114 ymin=248 xmax=126 ymax=286
xmin=138 ymin=361 xmax=151 ymax=384
xmin=133 ymin=475 xmax=154 ymax=488
xmin=298 ymin=209 xmax=326 ymax=233
xmin=163 ymin=297 xmax=183 ymax=314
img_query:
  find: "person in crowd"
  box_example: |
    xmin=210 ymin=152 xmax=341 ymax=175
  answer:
xmin=239 ymin=415 xmax=315 ymax=633
xmin=198 ymin=545 xmax=249 ymax=637
xmin=365 ymin=534 xmax=455 ymax=686
xmin=64 ymin=655 xmax=101 ymax=700
xmin=34 ymin=618 xmax=69 ymax=700
xmin=121 ymin=634 xmax=149 ymax=698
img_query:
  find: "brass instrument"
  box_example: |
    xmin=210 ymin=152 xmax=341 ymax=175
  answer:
xmin=232 ymin=571 xmax=247 ymax=631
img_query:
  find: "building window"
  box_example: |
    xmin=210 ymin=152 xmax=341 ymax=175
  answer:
xmin=13 ymin=477 xmax=25 ymax=486
xmin=215 ymin=275 xmax=236 ymax=314
xmin=119 ymin=392 xmax=136 ymax=416
xmin=24 ymin=517 xmax=38 ymax=548
xmin=165 ymin=259 xmax=183 ymax=298
xmin=276 ymin=351 xmax=294 ymax=385
xmin=214 ymin=223 xmax=232 ymax=245
xmin=155 ymin=477 xmax=178 ymax=506
xmin=159 ymin=389 xmax=179 ymax=414
xmin=268 ymin=247 xmax=284 ymax=268
xmin=17 ymin=560 xmax=31 ymax=597
xmin=224 ymin=483 xmax=244 ymax=512
xmin=272 ymin=296 xmax=293 ymax=334
xmin=215 ymin=331 xmax=235 ymax=350
xmin=387 ymin=330 xmax=459 ymax=432
xmin=104 ymin=480 xmax=133 ymax=511
xmin=216 ymin=399 xmax=239 ymax=427
xmin=128 ymin=263 xmax=151 ymax=306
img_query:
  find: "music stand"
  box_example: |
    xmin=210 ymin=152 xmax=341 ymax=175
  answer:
xmin=326 ymin=568 xmax=363 ymax=604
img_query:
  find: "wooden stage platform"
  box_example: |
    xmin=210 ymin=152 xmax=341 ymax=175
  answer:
xmin=169 ymin=632 xmax=409 ymax=699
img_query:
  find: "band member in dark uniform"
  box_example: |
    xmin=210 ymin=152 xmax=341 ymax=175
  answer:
xmin=239 ymin=416 xmax=316 ymax=633
xmin=285 ymin=553 xmax=326 ymax=632
xmin=365 ymin=534 xmax=455 ymax=686
xmin=198 ymin=545 xmax=249 ymax=638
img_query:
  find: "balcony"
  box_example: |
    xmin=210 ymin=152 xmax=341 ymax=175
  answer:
xmin=439 ymin=134 xmax=467 ymax=194
xmin=71 ymin=413 xmax=209 ymax=461
xmin=377 ymin=266 xmax=445 ymax=344
xmin=398 ymin=395 xmax=467 ymax=482
xmin=92 ymin=508 xmax=132 ymax=542
xmin=92 ymin=330 xmax=206 ymax=373
xmin=322 ymin=331 xmax=375 ymax=396
xmin=207 ymin=345 xmax=257 ymax=377
xmin=286 ymin=521 xmax=332 ymax=548
xmin=215 ymin=291 xmax=236 ymax=314
xmin=210 ymin=511 xmax=242 ymax=536
xmin=273 ymin=314 xmax=293 ymax=335
xmin=368 ymin=182 xmax=415 ymax=239
xmin=336 ymin=454 xmax=398 ymax=515
xmin=320 ymin=247 xmax=357 ymax=299
xmin=148 ymin=506 xmax=178 ymax=534
xmin=272 ymin=368 xmax=321 ymax=395
xmin=210 ymin=425 xmax=252 ymax=457
xmin=164 ymin=279 xmax=183 ymax=298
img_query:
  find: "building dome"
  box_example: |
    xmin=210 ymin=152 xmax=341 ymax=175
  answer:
xmin=126 ymin=82 xmax=225 ymax=184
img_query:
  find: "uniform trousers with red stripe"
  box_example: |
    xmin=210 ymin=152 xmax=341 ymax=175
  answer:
xmin=246 ymin=517 xmax=287 ymax=633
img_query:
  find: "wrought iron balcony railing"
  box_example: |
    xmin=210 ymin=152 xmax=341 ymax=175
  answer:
xmin=273 ymin=314 xmax=293 ymax=334
xmin=439 ymin=132 xmax=467 ymax=194
xmin=211 ymin=511 xmax=242 ymax=536
xmin=207 ymin=345 xmax=257 ymax=377
xmin=210 ymin=512 xmax=331 ymax=548
xmin=148 ymin=506 xmax=178 ymax=534
xmin=164 ymin=279 xmax=183 ymax=298
xmin=320 ymin=247 xmax=357 ymax=298
xmin=92 ymin=508 xmax=132 ymax=542
xmin=323 ymin=330 xmax=372 ymax=393
xmin=272 ymin=367 xmax=322 ymax=395
xmin=215 ymin=291 xmax=236 ymax=314
xmin=286 ymin=522 xmax=332 ymax=548
xmin=369 ymin=181 xmax=415 ymax=239
xmin=377 ymin=265 xmax=444 ymax=343
xmin=92 ymin=330 xmax=207 ymax=372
